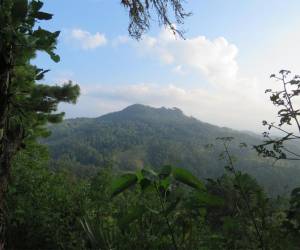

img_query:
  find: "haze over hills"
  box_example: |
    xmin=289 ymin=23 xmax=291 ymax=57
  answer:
xmin=44 ymin=104 xmax=300 ymax=195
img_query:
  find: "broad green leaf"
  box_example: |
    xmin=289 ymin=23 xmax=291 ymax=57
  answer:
xmin=196 ymin=192 xmax=224 ymax=207
xmin=160 ymin=177 xmax=170 ymax=190
xmin=111 ymin=173 xmax=137 ymax=198
xmin=172 ymin=167 xmax=205 ymax=190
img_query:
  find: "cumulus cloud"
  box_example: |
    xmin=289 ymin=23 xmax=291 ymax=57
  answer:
xmin=136 ymin=28 xmax=239 ymax=83
xmin=70 ymin=28 xmax=107 ymax=50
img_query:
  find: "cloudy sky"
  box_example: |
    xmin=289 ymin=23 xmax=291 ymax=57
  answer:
xmin=35 ymin=0 xmax=300 ymax=132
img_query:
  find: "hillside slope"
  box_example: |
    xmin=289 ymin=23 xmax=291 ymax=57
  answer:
xmin=44 ymin=104 xmax=300 ymax=194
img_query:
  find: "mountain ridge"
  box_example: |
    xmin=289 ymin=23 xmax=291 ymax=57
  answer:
xmin=44 ymin=104 xmax=300 ymax=195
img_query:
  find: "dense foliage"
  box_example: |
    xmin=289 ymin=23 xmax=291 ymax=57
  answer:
xmin=6 ymin=141 xmax=300 ymax=250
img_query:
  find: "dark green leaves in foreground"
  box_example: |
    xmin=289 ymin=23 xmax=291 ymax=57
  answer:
xmin=110 ymin=166 xmax=205 ymax=198
xmin=172 ymin=167 xmax=205 ymax=190
xmin=111 ymin=173 xmax=137 ymax=197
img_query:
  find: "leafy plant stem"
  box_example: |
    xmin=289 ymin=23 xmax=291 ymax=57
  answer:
xmin=154 ymin=182 xmax=179 ymax=250
xmin=282 ymin=76 xmax=300 ymax=134
xmin=223 ymin=142 xmax=266 ymax=250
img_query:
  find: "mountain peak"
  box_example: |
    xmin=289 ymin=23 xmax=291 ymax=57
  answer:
xmin=122 ymin=104 xmax=152 ymax=112
xmin=98 ymin=104 xmax=185 ymax=123
xmin=122 ymin=104 xmax=183 ymax=114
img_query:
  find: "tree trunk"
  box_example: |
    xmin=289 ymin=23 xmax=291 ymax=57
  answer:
xmin=0 ymin=50 xmax=12 ymax=250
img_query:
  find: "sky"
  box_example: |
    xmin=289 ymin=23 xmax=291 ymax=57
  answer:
xmin=34 ymin=0 xmax=300 ymax=132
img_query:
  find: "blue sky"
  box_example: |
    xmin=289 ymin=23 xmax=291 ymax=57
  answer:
xmin=34 ymin=0 xmax=300 ymax=131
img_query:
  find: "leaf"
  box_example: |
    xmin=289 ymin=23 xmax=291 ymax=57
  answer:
xmin=160 ymin=177 xmax=170 ymax=190
xmin=172 ymin=167 xmax=205 ymax=190
xmin=34 ymin=11 xmax=53 ymax=20
xmin=111 ymin=173 xmax=137 ymax=198
xmin=49 ymin=52 xmax=60 ymax=63
xmin=196 ymin=192 xmax=224 ymax=207
xmin=30 ymin=0 xmax=43 ymax=12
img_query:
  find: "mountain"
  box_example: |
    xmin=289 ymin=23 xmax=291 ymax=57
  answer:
xmin=44 ymin=104 xmax=300 ymax=195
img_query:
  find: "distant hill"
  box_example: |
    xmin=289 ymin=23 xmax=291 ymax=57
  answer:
xmin=44 ymin=104 xmax=300 ymax=195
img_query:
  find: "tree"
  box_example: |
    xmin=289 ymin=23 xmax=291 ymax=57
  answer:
xmin=255 ymin=70 xmax=300 ymax=162
xmin=0 ymin=0 xmax=80 ymax=246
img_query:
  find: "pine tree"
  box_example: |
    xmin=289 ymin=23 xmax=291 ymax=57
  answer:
xmin=0 ymin=1 xmax=79 ymax=246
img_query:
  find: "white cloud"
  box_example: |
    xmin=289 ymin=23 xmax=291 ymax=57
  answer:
xmin=70 ymin=28 xmax=107 ymax=50
xmin=112 ymin=35 xmax=130 ymax=47
xmin=136 ymin=28 xmax=239 ymax=84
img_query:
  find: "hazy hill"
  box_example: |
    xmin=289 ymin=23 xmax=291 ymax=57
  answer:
xmin=44 ymin=104 xmax=300 ymax=195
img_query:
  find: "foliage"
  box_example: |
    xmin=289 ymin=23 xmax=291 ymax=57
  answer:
xmin=5 ymin=140 xmax=300 ymax=250
xmin=0 ymin=0 xmax=80 ymax=243
xmin=120 ymin=0 xmax=191 ymax=39
xmin=255 ymin=70 xmax=300 ymax=161
xmin=6 ymin=143 xmax=88 ymax=249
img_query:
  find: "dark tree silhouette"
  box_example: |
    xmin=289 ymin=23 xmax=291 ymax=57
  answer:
xmin=0 ymin=1 xmax=80 ymax=246
xmin=121 ymin=0 xmax=191 ymax=39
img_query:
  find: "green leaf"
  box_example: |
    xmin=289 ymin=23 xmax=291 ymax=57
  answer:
xmin=111 ymin=173 xmax=137 ymax=198
xmin=172 ymin=167 xmax=205 ymax=190
xmin=195 ymin=192 xmax=224 ymax=207
xmin=49 ymin=52 xmax=60 ymax=63
xmin=34 ymin=11 xmax=53 ymax=20
xmin=30 ymin=0 xmax=43 ymax=12
xmin=160 ymin=177 xmax=170 ymax=190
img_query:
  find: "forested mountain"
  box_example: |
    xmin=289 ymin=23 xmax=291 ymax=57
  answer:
xmin=44 ymin=104 xmax=300 ymax=194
